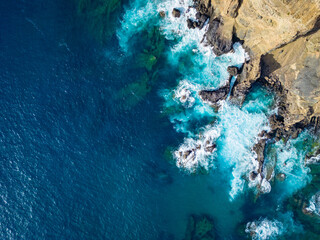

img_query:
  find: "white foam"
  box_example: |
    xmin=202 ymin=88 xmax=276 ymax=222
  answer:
xmin=245 ymin=218 xmax=283 ymax=240
xmin=175 ymin=126 xmax=220 ymax=172
xmin=216 ymin=101 xmax=270 ymax=199
xmin=306 ymin=154 xmax=320 ymax=165
xmin=273 ymin=134 xmax=311 ymax=197
xmin=305 ymin=191 xmax=320 ymax=217
xmin=117 ymin=0 xmax=158 ymax=52
xmin=245 ymin=212 xmax=303 ymax=240
xmin=173 ymin=80 xmax=197 ymax=108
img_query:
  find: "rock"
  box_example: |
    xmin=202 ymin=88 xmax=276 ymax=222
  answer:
xmin=276 ymin=173 xmax=286 ymax=181
xmin=184 ymin=215 xmax=215 ymax=240
xmin=252 ymin=137 xmax=267 ymax=173
xmin=199 ymin=82 xmax=230 ymax=106
xmin=205 ymin=19 xmax=233 ymax=56
xmin=197 ymin=13 xmax=209 ymax=29
xmin=249 ymin=171 xmax=258 ymax=181
xmin=227 ymin=66 xmax=239 ymax=76
xmin=195 ymin=12 xmax=201 ymax=20
xmin=172 ymin=8 xmax=181 ymax=18
xmin=262 ymin=30 xmax=320 ymax=129
xmin=205 ymin=144 xmax=216 ymax=153
xmin=187 ymin=19 xmax=195 ymax=29
xmin=204 ymin=0 xmax=320 ymax=130
xmin=159 ymin=11 xmax=165 ymax=18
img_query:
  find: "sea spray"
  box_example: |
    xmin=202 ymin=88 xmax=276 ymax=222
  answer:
xmin=117 ymin=0 xmax=313 ymax=202
xmin=268 ymin=131 xmax=312 ymax=200
xmin=174 ymin=126 xmax=220 ymax=172
xmin=215 ymin=101 xmax=270 ymax=199
xmin=305 ymin=191 xmax=320 ymax=217
xmin=117 ymin=0 xmax=158 ymax=52
xmin=245 ymin=212 xmax=303 ymax=240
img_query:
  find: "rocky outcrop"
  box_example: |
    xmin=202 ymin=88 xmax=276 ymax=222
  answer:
xmin=199 ymin=82 xmax=230 ymax=106
xmin=262 ymin=30 xmax=320 ymax=128
xmin=205 ymin=19 xmax=234 ymax=56
xmin=199 ymin=0 xmax=320 ymax=130
xmin=172 ymin=8 xmax=181 ymax=18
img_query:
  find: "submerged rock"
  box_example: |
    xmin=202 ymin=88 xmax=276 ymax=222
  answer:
xmin=76 ymin=0 xmax=122 ymax=42
xmin=184 ymin=215 xmax=215 ymax=240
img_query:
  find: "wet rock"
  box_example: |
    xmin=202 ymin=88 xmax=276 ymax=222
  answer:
xmin=227 ymin=66 xmax=239 ymax=76
xmin=159 ymin=11 xmax=165 ymax=18
xmin=268 ymin=114 xmax=285 ymax=131
xmin=276 ymin=173 xmax=286 ymax=181
xmin=187 ymin=19 xmax=195 ymax=29
xmin=252 ymin=138 xmax=267 ymax=173
xmin=195 ymin=12 xmax=201 ymax=20
xmin=199 ymin=83 xmax=230 ymax=107
xmin=249 ymin=171 xmax=259 ymax=181
xmin=205 ymin=144 xmax=216 ymax=153
xmin=172 ymin=8 xmax=181 ymax=18
xmin=205 ymin=19 xmax=233 ymax=56
xmin=197 ymin=13 xmax=209 ymax=29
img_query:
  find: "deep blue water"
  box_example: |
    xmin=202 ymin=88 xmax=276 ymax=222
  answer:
xmin=0 ymin=1 xmax=225 ymax=239
xmin=1 ymin=0 xmax=320 ymax=239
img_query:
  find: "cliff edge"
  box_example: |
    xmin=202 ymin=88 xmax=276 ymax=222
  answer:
xmin=201 ymin=0 xmax=320 ymax=130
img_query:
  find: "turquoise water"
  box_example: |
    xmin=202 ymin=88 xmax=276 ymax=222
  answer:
xmin=1 ymin=0 xmax=320 ymax=239
xmin=117 ymin=0 xmax=320 ymax=239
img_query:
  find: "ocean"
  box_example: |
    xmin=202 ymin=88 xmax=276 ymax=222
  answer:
xmin=1 ymin=0 xmax=320 ymax=239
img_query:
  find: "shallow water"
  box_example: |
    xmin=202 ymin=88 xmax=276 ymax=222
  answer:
xmin=1 ymin=0 xmax=320 ymax=239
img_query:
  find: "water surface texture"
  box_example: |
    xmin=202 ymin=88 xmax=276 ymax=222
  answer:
xmin=1 ymin=0 xmax=320 ymax=239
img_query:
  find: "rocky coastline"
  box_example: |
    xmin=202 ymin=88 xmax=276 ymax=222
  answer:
xmin=191 ymin=0 xmax=320 ymax=134
xmin=163 ymin=0 xmax=320 ymax=194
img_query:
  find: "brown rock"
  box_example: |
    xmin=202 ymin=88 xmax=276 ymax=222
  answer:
xmin=159 ymin=11 xmax=165 ymax=18
xmin=201 ymin=0 xmax=320 ymax=129
xmin=205 ymin=19 xmax=233 ymax=56
xmin=199 ymin=82 xmax=230 ymax=106
xmin=172 ymin=8 xmax=181 ymax=18
xmin=227 ymin=66 xmax=239 ymax=76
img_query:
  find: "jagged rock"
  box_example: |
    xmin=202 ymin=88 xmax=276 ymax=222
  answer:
xmin=172 ymin=8 xmax=181 ymax=18
xmin=187 ymin=19 xmax=195 ymax=29
xmin=262 ymin=30 xmax=320 ymax=128
xmin=227 ymin=66 xmax=238 ymax=76
xmin=249 ymin=171 xmax=258 ymax=181
xmin=159 ymin=11 xmax=165 ymax=18
xmin=229 ymin=57 xmax=261 ymax=105
xmin=197 ymin=13 xmax=209 ymax=29
xmin=205 ymin=144 xmax=216 ymax=153
xmin=199 ymin=82 xmax=230 ymax=106
xmin=201 ymin=0 xmax=320 ymax=130
xmin=205 ymin=19 xmax=233 ymax=56
xmin=252 ymin=138 xmax=267 ymax=173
